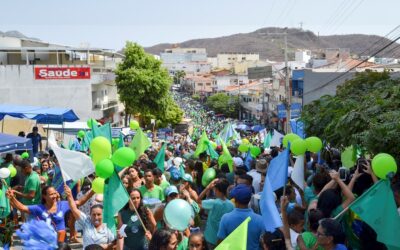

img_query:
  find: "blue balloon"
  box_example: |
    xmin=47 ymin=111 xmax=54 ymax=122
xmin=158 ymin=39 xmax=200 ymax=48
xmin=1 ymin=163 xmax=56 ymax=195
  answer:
xmin=163 ymin=199 xmax=193 ymax=231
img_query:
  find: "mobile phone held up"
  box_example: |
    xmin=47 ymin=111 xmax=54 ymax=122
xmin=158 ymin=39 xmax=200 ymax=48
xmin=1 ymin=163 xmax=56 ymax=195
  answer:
xmin=338 ymin=167 xmax=348 ymax=181
xmin=357 ymin=158 xmax=368 ymax=174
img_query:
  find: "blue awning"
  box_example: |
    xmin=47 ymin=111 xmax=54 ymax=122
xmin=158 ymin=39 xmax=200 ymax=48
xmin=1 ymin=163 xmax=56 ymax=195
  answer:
xmin=0 ymin=133 xmax=33 ymax=153
xmin=0 ymin=104 xmax=79 ymax=124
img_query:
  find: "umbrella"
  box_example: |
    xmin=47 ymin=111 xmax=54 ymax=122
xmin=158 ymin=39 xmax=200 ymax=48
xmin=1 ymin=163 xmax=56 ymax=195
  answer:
xmin=252 ymin=125 xmax=265 ymax=132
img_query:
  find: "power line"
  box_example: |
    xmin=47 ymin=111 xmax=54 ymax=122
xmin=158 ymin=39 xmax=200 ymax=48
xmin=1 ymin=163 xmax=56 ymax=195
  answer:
xmin=320 ymin=0 xmax=354 ymax=34
xmin=304 ymin=34 xmax=400 ymax=95
xmin=325 ymin=25 xmax=400 ymax=73
xmin=329 ymin=0 xmax=365 ymax=35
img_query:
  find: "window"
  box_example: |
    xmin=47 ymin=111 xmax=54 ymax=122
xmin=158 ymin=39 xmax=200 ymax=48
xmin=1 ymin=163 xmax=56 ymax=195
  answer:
xmin=206 ymin=83 xmax=211 ymax=86
xmin=198 ymin=83 xmax=203 ymax=86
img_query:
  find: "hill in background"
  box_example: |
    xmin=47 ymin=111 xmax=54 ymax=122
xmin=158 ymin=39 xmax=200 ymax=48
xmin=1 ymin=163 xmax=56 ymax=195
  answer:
xmin=145 ymin=27 xmax=400 ymax=61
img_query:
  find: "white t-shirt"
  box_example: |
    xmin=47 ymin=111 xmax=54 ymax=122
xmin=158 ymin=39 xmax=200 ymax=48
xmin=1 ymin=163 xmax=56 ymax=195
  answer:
xmin=290 ymin=228 xmax=299 ymax=248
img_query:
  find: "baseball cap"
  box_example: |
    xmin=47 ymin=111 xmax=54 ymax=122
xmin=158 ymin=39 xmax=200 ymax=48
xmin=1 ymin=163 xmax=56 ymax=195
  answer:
xmin=229 ymin=184 xmax=252 ymax=204
xmin=169 ymin=167 xmax=181 ymax=181
xmin=165 ymin=185 xmax=179 ymax=197
xmin=182 ymin=173 xmax=193 ymax=183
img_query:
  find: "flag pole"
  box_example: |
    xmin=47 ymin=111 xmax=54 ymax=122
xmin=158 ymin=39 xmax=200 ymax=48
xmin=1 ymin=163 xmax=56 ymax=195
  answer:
xmin=128 ymin=198 xmax=148 ymax=232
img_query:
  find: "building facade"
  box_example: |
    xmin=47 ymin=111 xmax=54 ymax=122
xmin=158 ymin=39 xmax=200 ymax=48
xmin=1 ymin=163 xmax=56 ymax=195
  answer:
xmin=0 ymin=36 xmax=124 ymax=125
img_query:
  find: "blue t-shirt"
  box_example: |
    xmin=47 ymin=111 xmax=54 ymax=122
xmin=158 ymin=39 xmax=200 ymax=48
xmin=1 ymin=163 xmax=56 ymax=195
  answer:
xmin=27 ymin=133 xmax=42 ymax=154
xmin=202 ymin=198 xmax=234 ymax=245
xmin=28 ymin=200 xmax=70 ymax=231
xmin=217 ymin=208 xmax=265 ymax=250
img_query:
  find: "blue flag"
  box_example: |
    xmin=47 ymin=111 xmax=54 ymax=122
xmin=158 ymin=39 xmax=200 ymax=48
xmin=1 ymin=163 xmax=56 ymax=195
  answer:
xmin=260 ymin=148 xmax=289 ymax=232
xmin=267 ymin=148 xmax=289 ymax=191
xmin=260 ymin=175 xmax=283 ymax=232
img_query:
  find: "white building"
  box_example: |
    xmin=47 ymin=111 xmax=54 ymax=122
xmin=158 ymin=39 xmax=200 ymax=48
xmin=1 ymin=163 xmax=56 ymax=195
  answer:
xmin=216 ymin=53 xmax=260 ymax=70
xmin=160 ymin=48 xmax=210 ymax=75
xmin=0 ymin=36 xmax=125 ymax=125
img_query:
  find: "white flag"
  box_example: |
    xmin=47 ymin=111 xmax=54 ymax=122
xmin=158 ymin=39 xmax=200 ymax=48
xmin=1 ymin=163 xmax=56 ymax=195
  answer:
xmin=291 ymin=155 xmax=304 ymax=190
xmin=48 ymin=134 xmax=94 ymax=182
xmin=270 ymin=129 xmax=284 ymax=147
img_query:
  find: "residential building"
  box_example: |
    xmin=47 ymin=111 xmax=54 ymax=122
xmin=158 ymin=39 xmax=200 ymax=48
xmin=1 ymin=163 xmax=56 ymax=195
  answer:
xmin=160 ymin=47 xmax=210 ymax=75
xmin=0 ymin=36 xmax=124 ymax=125
xmin=216 ymin=53 xmax=260 ymax=70
xmin=182 ymin=74 xmax=215 ymax=96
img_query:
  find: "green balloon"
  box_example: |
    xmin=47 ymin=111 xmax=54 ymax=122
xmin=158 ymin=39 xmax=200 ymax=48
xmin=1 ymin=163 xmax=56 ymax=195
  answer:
xmin=8 ymin=165 xmax=17 ymax=178
xmin=95 ymin=159 xmax=114 ymax=179
xmin=305 ymin=137 xmax=323 ymax=153
xmin=202 ymin=168 xmax=216 ymax=187
xmin=250 ymin=146 xmax=261 ymax=158
xmin=111 ymin=147 xmax=136 ymax=167
xmin=371 ymin=153 xmax=397 ymax=179
xmin=21 ymin=152 xmax=29 ymax=159
xmin=130 ymin=120 xmax=140 ymax=130
xmin=77 ymin=130 xmax=85 ymax=139
xmin=238 ymin=144 xmax=250 ymax=153
xmin=87 ymin=118 xmax=98 ymax=129
xmin=341 ymin=146 xmax=355 ymax=169
xmin=90 ymin=137 xmax=111 ymax=164
xmin=283 ymin=133 xmax=300 ymax=148
xmin=92 ymin=177 xmax=105 ymax=194
xmin=291 ymin=139 xmax=307 ymax=156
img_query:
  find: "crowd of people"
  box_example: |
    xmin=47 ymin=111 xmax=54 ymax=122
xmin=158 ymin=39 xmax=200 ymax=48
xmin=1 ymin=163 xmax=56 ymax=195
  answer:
xmin=0 ymin=94 xmax=399 ymax=250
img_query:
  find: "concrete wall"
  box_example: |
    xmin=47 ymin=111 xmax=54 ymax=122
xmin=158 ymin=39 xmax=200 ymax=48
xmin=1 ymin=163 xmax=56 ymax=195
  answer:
xmin=302 ymin=70 xmax=355 ymax=105
xmin=0 ymin=65 xmax=93 ymax=120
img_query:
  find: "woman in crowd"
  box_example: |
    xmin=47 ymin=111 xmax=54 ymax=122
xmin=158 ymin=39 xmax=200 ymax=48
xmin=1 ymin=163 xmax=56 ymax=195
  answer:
xmin=65 ymin=184 xmax=115 ymax=249
xmin=316 ymin=219 xmax=347 ymax=250
xmin=6 ymin=185 xmax=94 ymax=243
xmin=148 ymin=229 xmax=179 ymax=250
xmin=117 ymin=188 xmax=156 ymax=250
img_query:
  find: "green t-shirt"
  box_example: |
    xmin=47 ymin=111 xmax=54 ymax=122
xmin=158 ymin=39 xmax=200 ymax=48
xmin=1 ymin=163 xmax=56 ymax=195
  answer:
xmin=296 ymin=232 xmax=324 ymax=250
xmin=177 ymin=236 xmax=188 ymax=250
xmin=202 ymin=198 xmax=235 ymax=245
xmin=160 ymin=180 xmax=170 ymax=192
xmin=138 ymin=185 xmax=165 ymax=201
xmin=22 ymin=172 xmax=41 ymax=205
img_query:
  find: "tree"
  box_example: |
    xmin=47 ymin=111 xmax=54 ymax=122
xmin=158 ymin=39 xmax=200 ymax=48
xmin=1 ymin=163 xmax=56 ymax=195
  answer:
xmin=206 ymin=93 xmax=239 ymax=118
xmin=115 ymin=42 xmax=183 ymax=126
xmin=301 ymin=70 xmax=400 ymax=161
xmin=173 ymin=70 xmax=186 ymax=85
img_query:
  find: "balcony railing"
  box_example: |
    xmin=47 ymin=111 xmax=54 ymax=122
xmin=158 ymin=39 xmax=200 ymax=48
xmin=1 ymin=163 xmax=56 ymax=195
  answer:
xmin=92 ymin=100 xmax=118 ymax=110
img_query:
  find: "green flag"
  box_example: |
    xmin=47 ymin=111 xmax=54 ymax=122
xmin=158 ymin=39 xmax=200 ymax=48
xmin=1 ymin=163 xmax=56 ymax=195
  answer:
xmin=216 ymin=217 xmax=250 ymax=250
xmin=129 ymin=128 xmax=151 ymax=158
xmin=194 ymin=131 xmax=209 ymax=157
xmin=0 ymin=182 xmax=11 ymax=218
xmin=154 ymin=144 xmax=166 ymax=172
xmin=92 ymin=123 xmax=112 ymax=143
xmin=349 ymin=180 xmax=400 ymax=249
xmin=263 ymin=131 xmax=272 ymax=148
xmin=207 ymin=143 xmax=220 ymax=160
xmin=218 ymin=139 xmax=233 ymax=172
xmin=103 ymin=171 xmax=130 ymax=234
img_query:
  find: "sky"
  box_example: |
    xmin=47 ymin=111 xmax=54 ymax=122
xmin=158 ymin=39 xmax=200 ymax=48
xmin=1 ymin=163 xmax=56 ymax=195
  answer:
xmin=1 ymin=0 xmax=399 ymax=50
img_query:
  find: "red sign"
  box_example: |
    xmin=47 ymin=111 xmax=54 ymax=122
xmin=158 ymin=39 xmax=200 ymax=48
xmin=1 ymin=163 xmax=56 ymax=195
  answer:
xmin=35 ymin=67 xmax=91 ymax=80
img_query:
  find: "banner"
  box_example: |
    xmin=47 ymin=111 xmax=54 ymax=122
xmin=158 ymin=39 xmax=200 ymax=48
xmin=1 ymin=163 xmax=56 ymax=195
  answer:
xmin=35 ymin=67 xmax=91 ymax=80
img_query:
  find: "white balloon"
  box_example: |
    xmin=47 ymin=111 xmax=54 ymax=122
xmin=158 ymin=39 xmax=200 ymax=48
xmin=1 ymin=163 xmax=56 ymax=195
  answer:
xmin=0 ymin=168 xmax=11 ymax=179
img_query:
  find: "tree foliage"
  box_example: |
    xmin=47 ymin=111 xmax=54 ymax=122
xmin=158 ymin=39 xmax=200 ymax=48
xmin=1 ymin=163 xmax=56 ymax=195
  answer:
xmin=301 ymin=71 xmax=400 ymax=161
xmin=173 ymin=70 xmax=186 ymax=85
xmin=115 ymin=42 xmax=183 ymax=126
xmin=206 ymin=93 xmax=239 ymax=118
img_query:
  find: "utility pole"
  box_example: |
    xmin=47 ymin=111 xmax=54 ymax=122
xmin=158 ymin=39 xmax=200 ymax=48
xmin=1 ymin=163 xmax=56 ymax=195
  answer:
xmin=284 ymin=31 xmax=291 ymax=133
xmin=258 ymin=28 xmax=291 ymax=132
xmin=238 ymin=74 xmax=241 ymax=121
